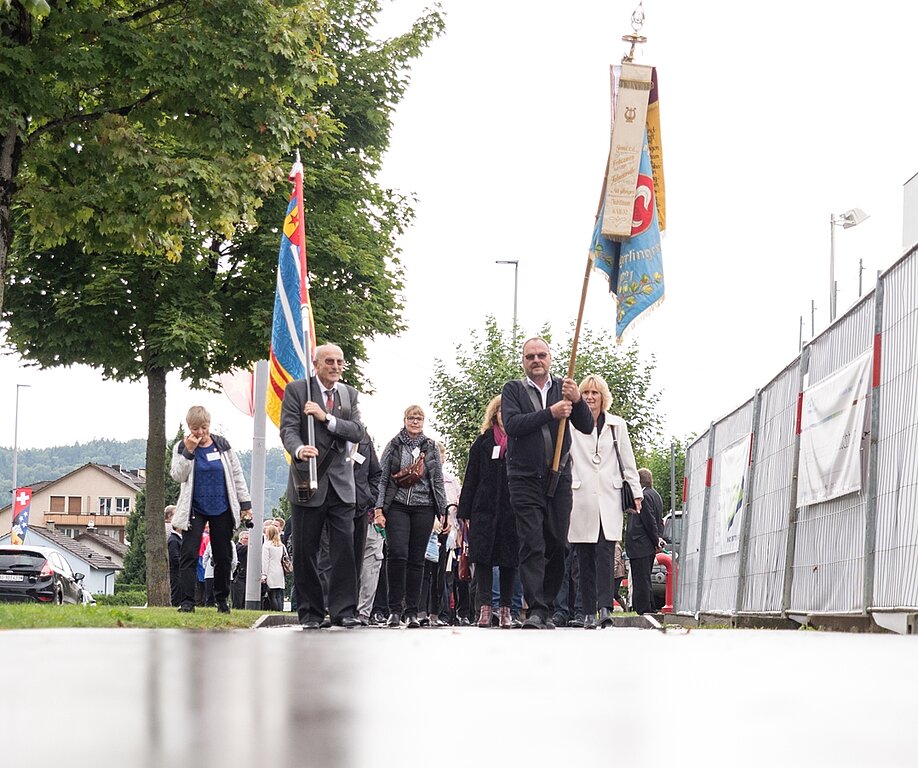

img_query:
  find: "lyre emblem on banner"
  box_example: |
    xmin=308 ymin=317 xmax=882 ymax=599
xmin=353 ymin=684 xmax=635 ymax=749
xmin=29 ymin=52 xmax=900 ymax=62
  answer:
xmin=625 ymin=106 xmax=637 ymax=123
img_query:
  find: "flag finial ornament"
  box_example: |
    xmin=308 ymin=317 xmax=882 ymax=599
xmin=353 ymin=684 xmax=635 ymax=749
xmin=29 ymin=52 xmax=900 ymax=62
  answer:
xmin=622 ymin=1 xmax=647 ymax=63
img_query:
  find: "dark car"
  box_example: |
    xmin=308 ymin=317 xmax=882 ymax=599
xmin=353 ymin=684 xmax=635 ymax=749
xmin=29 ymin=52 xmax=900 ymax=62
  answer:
xmin=0 ymin=546 xmax=86 ymax=604
xmin=652 ymin=511 xmax=683 ymax=609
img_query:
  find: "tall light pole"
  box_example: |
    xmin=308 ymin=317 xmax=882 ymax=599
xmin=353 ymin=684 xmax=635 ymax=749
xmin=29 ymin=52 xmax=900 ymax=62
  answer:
xmin=829 ymin=208 xmax=869 ymax=322
xmin=11 ymin=384 xmax=31 ymax=508
xmin=495 ymin=259 xmax=519 ymax=333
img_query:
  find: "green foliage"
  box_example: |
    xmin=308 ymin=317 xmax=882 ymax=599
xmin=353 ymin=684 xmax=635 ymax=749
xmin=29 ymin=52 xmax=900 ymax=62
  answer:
xmin=635 ymin=437 xmax=691 ymax=514
xmin=0 ymin=438 xmax=146 ymax=495
xmin=430 ymin=317 xmax=664 ymax=476
xmin=95 ymin=589 xmax=147 ymax=606
xmin=0 ymin=603 xmax=267 ymax=629
xmin=1 ymin=0 xmax=442 ymax=600
xmin=121 ymin=427 xmax=181 ymax=584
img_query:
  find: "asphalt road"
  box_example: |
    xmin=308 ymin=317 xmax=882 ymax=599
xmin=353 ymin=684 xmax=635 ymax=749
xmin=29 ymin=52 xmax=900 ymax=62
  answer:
xmin=1 ymin=624 xmax=914 ymax=767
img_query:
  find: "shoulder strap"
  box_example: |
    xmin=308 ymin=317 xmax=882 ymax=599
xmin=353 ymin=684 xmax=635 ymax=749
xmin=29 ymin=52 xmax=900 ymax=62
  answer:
xmin=612 ymin=426 xmax=626 ymax=482
xmin=337 ymin=385 xmax=352 ymax=421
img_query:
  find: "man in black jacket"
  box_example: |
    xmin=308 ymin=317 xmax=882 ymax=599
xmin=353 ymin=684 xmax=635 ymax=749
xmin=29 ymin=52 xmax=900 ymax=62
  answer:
xmin=501 ymin=337 xmax=594 ymax=629
xmin=628 ymin=467 xmax=664 ymax=615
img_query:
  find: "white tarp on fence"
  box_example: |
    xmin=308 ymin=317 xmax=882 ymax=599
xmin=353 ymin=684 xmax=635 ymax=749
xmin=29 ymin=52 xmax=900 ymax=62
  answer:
xmin=796 ymin=351 xmax=871 ymax=508
xmin=714 ymin=434 xmax=748 ymax=556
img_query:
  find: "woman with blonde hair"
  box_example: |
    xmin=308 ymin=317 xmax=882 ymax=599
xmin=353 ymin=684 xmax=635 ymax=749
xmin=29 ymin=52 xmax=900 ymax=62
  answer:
xmin=569 ymin=375 xmax=643 ymax=628
xmin=457 ymin=395 xmax=520 ymax=628
xmin=261 ymin=524 xmax=288 ymax=611
xmin=375 ymin=405 xmax=448 ymax=628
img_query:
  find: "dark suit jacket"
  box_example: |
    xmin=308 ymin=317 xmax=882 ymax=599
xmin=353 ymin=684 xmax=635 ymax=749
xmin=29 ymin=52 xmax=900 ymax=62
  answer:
xmin=501 ymin=376 xmax=593 ymax=478
xmin=280 ymin=377 xmax=365 ymax=508
xmin=353 ymin=433 xmax=382 ymax=519
xmin=627 ymin=485 xmax=662 ymax=559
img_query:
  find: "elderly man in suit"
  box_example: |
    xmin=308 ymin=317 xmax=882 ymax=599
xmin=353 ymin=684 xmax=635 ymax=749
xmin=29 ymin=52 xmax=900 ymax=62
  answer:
xmin=281 ymin=342 xmax=366 ymax=629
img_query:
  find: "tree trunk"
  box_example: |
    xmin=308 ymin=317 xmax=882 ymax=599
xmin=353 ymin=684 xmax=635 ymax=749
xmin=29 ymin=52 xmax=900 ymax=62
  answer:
xmin=145 ymin=365 xmax=171 ymax=606
xmin=0 ymin=122 xmax=22 ymax=319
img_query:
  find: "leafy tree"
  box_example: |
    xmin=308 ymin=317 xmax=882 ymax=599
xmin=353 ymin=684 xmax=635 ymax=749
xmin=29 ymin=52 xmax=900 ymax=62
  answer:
xmin=2 ymin=1 xmax=442 ymax=604
xmin=122 ymin=427 xmax=181 ymax=585
xmin=430 ymin=317 xmax=663 ymax=476
xmin=635 ymin=437 xmax=691 ymax=515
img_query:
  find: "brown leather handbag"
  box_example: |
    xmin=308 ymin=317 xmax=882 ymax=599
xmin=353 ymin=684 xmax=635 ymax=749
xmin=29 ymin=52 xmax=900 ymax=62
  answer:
xmin=392 ymin=452 xmax=425 ymax=488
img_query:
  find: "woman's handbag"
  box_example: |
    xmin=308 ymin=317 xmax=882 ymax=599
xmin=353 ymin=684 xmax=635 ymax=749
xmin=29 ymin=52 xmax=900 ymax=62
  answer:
xmin=457 ymin=546 xmax=472 ymax=582
xmin=612 ymin=427 xmax=637 ymax=513
xmin=392 ymin=451 xmax=426 ymax=488
xmin=281 ymin=546 xmax=294 ymax=574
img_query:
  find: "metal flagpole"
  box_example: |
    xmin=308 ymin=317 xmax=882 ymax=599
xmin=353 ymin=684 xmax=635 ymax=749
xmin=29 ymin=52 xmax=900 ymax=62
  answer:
xmin=245 ymin=360 xmax=269 ymax=609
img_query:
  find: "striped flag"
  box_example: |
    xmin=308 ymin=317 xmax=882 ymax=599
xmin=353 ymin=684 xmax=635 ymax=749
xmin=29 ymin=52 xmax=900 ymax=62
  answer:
xmin=267 ymin=157 xmax=316 ymax=427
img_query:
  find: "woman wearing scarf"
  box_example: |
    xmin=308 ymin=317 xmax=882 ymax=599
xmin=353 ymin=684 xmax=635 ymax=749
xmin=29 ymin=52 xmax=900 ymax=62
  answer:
xmin=374 ymin=405 xmax=447 ymax=628
xmin=457 ymin=395 xmax=520 ymax=629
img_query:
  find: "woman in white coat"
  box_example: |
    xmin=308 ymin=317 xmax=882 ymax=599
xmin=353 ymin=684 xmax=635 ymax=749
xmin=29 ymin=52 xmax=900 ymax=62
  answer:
xmin=261 ymin=524 xmax=287 ymax=611
xmin=569 ymin=374 xmax=643 ymax=628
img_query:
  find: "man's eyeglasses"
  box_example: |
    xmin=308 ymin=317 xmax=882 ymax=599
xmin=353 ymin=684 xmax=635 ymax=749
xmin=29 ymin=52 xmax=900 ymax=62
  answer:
xmin=524 ymin=352 xmax=549 ymax=361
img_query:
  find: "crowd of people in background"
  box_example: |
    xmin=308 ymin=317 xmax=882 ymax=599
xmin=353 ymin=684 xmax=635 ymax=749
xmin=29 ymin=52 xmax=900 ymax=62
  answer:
xmin=165 ymin=338 xmax=669 ymax=627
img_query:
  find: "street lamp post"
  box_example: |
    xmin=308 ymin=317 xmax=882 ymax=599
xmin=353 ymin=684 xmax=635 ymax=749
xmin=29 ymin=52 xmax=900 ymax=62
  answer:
xmin=495 ymin=259 xmax=519 ymax=332
xmin=829 ymin=208 xmax=869 ymax=322
xmin=11 ymin=384 xmax=31 ymax=508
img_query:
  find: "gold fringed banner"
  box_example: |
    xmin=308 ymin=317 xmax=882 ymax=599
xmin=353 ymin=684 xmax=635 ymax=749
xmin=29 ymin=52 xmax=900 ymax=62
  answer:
xmin=646 ymin=67 xmax=666 ymax=232
xmin=600 ymin=62 xmax=653 ymax=241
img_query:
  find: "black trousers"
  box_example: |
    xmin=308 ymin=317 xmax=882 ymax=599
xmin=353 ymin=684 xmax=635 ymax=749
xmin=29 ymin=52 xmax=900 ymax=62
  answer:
xmin=231 ymin=576 xmax=246 ymax=610
xmin=508 ymin=474 xmax=572 ymax=621
xmin=291 ymin=486 xmax=357 ymax=624
xmin=630 ymin=553 xmax=655 ymax=615
xmin=385 ymin=502 xmax=435 ymax=617
xmin=575 ymin=535 xmax=615 ymax=614
xmin=179 ymin=509 xmax=234 ymax=608
xmin=477 ymin=565 xmax=517 ymax=608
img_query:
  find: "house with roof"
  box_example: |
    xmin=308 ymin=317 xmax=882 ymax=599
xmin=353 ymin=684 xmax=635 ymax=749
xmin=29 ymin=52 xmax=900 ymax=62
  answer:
xmin=0 ymin=525 xmax=121 ymax=595
xmin=0 ymin=463 xmax=144 ymax=545
xmin=76 ymin=529 xmax=129 ymax=570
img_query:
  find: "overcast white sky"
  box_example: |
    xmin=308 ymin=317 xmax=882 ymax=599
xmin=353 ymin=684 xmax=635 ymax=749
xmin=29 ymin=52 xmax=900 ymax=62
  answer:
xmin=2 ymin=0 xmax=917 ymax=460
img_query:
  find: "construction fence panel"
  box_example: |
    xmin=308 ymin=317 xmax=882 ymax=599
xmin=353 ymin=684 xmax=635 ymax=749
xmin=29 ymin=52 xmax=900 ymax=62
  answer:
xmin=789 ymin=295 xmax=876 ymax=614
xmin=699 ymin=400 xmax=755 ymax=614
xmin=675 ymin=431 xmax=710 ymax=614
xmin=874 ymin=250 xmax=918 ymax=608
xmin=740 ymin=360 xmax=800 ymax=613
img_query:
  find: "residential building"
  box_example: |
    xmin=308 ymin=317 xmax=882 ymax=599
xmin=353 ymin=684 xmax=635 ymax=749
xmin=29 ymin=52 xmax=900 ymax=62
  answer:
xmin=0 ymin=463 xmax=145 ymax=544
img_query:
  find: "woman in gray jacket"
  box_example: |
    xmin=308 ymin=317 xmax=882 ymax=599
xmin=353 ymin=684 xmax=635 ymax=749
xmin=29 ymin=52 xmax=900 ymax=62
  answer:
xmin=170 ymin=405 xmax=252 ymax=614
xmin=374 ymin=405 xmax=447 ymax=628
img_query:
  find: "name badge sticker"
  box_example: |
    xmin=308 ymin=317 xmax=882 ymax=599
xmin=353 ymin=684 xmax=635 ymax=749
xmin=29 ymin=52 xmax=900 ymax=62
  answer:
xmin=411 ymin=447 xmax=420 ymax=459
xmin=206 ymin=451 xmax=221 ymax=462
xmin=491 ymin=446 xmax=501 ymax=460
xmin=353 ymin=452 xmax=366 ymax=465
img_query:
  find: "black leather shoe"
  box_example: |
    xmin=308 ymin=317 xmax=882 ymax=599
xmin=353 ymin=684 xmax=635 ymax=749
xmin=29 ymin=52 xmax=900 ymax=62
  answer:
xmin=320 ymin=615 xmax=332 ymax=629
xmin=599 ymin=607 xmax=614 ymax=628
xmin=522 ymin=614 xmax=556 ymax=630
xmin=216 ymin=602 xmax=230 ymax=614
xmin=583 ymin=613 xmax=597 ymax=629
xmin=550 ymin=612 xmax=567 ymax=627
xmin=458 ymin=616 xmax=471 ymax=627
xmin=337 ymin=617 xmax=361 ymax=628
xmin=301 ymin=620 xmax=321 ymax=630
xmin=178 ymin=603 xmax=195 ymax=613
xmin=386 ymin=612 xmax=401 ymax=627
xmin=568 ymin=614 xmax=585 ymax=628
xmin=406 ymin=614 xmax=422 ymax=629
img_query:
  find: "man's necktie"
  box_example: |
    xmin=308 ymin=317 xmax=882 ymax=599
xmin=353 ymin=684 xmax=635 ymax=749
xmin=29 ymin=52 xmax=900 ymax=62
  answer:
xmin=325 ymin=390 xmax=335 ymax=412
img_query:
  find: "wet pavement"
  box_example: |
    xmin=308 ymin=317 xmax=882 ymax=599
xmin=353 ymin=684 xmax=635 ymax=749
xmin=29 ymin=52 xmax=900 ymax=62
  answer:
xmin=0 ymin=624 xmax=914 ymax=767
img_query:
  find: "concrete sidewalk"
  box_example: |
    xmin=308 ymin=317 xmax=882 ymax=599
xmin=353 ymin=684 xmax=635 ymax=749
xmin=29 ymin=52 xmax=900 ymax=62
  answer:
xmin=1 ymin=625 xmax=913 ymax=767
